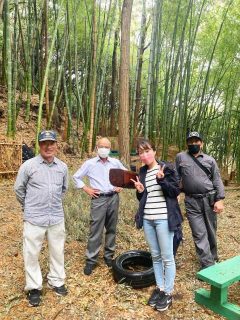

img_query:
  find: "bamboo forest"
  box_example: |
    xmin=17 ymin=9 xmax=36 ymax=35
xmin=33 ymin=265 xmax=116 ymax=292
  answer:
xmin=0 ymin=0 xmax=239 ymax=173
xmin=1 ymin=1 xmax=240 ymax=319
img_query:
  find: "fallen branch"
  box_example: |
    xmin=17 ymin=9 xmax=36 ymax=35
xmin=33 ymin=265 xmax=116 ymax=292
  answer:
xmin=230 ymin=234 xmax=240 ymax=244
xmin=52 ymin=307 xmax=65 ymax=320
xmin=8 ymin=294 xmax=23 ymax=303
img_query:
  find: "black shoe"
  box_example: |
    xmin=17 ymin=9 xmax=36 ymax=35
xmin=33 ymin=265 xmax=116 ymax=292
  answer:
xmin=27 ymin=289 xmax=41 ymax=307
xmin=104 ymin=259 xmax=113 ymax=268
xmin=84 ymin=263 xmax=95 ymax=275
xmin=155 ymin=293 xmax=172 ymax=312
xmin=47 ymin=283 xmax=68 ymax=296
xmin=148 ymin=288 xmax=164 ymax=307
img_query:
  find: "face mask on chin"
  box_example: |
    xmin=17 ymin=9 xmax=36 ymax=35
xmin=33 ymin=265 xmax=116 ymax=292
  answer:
xmin=97 ymin=147 xmax=110 ymax=158
xmin=188 ymin=144 xmax=200 ymax=155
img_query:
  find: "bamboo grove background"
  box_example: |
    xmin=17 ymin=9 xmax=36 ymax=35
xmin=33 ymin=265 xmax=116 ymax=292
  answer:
xmin=1 ymin=0 xmax=240 ymax=178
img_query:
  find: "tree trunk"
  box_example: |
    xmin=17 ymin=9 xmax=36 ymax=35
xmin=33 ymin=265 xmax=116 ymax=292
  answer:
xmin=12 ymin=0 xmax=19 ymax=136
xmin=118 ymin=0 xmax=133 ymax=166
xmin=109 ymin=27 xmax=119 ymax=136
xmin=5 ymin=0 xmax=13 ymax=137
xmin=25 ymin=0 xmax=33 ymax=122
xmin=88 ymin=0 xmax=97 ymax=154
xmin=131 ymin=0 xmax=147 ymax=146
xmin=36 ymin=1 xmax=62 ymax=153
xmin=44 ymin=0 xmax=50 ymax=123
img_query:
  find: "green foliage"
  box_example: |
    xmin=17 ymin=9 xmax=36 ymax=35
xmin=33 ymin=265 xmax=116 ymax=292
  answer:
xmin=1 ymin=0 xmax=240 ymax=179
xmin=64 ymin=177 xmax=90 ymax=241
xmin=64 ymin=177 xmax=144 ymax=249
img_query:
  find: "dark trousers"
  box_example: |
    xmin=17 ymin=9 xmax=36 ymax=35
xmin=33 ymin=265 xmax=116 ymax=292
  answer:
xmin=185 ymin=196 xmax=218 ymax=268
xmin=86 ymin=193 xmax=119 ymax=264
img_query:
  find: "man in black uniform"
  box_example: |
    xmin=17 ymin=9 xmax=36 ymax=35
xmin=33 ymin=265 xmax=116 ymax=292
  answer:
xmin=176 ymin=132 xmax=224 ymax=270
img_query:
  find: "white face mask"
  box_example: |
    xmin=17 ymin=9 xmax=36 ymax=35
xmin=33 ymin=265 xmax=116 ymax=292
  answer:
xmin=97 ymin=147 xmax=110 ymax=158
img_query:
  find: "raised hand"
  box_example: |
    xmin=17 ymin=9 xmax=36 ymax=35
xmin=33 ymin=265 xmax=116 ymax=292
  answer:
xmin=83 ymin=186 xmax=100 ymax=198
xmin=156 ymin=164 xmax=165 ymax=179
xmin=130 ymin=176 xmax=144 ymax=193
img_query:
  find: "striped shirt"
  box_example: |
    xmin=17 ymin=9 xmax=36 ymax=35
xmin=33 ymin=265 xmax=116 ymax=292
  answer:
xmin=143 ymin=165 xmax=168 ymax=220
xmin=14 ymin=155 xmax=68 ymax=227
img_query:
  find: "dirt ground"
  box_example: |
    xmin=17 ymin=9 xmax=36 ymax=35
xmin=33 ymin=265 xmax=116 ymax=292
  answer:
xmin=0 ymin=178 xmax=239 ymax=320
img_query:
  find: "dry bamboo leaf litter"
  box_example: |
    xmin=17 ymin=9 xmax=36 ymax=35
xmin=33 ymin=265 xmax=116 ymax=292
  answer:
xmin=0 ymin=182 xmax=239 ymax=319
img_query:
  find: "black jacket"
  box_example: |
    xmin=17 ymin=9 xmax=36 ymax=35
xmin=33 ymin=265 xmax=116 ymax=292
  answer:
xmin=135 ymin=161 xmax=183 ymax=232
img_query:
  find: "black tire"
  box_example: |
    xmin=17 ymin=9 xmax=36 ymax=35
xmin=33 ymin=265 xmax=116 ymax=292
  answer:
xmin=112 ymin=250 xmax=155 ymax=289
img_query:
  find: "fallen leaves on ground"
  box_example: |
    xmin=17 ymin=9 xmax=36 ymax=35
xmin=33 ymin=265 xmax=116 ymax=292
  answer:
xmin=0 ymin=180 xmax=239 ymax=320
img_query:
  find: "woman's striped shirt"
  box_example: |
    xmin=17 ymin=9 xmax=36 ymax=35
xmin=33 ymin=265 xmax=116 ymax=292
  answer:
xmin=143 ymin=165 xmax=168 ymax=220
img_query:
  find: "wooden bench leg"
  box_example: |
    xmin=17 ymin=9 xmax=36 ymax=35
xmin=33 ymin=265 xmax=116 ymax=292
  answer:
xmin=195 ymin=288 xmax=240 ymax=320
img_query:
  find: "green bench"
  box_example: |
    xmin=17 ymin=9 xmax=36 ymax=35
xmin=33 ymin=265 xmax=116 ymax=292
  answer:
xmin=195 ymin=255 xmax=240 ymax=319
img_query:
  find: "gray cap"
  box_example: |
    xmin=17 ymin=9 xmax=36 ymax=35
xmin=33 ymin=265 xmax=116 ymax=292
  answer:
xmin=186 ymin=131 xmax=202 ymax=141
xmin=38 ymin=130 xmax=57 ymax=142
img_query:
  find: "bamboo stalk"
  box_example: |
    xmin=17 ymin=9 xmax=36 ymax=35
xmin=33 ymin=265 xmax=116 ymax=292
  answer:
xmin=35 ymin=0 xmax=64 ymax=154
xmin=5 ymin=0 xmax=13 ymax=138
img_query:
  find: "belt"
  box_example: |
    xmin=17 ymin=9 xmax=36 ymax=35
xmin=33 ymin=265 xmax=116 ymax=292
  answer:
xmin=186 ymin=193 xmax=207 ymax=199
xmin=98 ymin=191 xmax=117 ymax=197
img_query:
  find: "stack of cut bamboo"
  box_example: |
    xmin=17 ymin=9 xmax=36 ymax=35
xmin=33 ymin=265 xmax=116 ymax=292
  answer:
xmin=0 ymin=135 xmax=22 ymax=175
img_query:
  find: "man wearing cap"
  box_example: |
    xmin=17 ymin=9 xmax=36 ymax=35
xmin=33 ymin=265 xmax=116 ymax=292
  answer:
xmin=73 ymin=137 xmax=126 ymax=276
xmin=175 ymin=132 xmax=224 ymax=270
xmin=14 ymin=130 xmax=68 ymax=307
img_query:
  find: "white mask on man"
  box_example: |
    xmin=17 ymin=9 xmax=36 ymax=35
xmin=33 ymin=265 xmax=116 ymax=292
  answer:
xmin=97 ymin=147 xmax=110 ymax=158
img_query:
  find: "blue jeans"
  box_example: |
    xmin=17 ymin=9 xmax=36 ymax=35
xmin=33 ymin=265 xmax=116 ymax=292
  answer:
xmin=143 ymin=219 xmax=175 ymax=294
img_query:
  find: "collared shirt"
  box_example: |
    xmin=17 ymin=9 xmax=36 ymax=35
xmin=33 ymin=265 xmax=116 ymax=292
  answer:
xmin=175 ymin=151 xmax=225 ymax=199
xmin=73 ymin=156 xmax=126 ymax=192
xmin=14 ymin=155 xmax=68 ymax=226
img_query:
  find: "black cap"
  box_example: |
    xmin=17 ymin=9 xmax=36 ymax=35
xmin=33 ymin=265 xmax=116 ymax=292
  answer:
xmin=186 ymin=131 xmax=202 ymax=141
xmin=38 ymin=130 xmax=57 ymax=142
